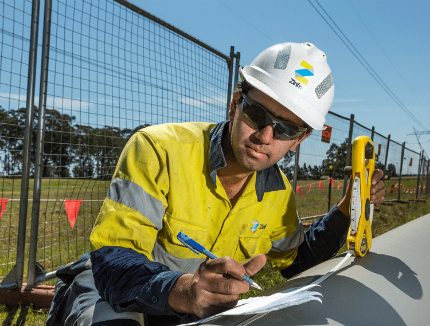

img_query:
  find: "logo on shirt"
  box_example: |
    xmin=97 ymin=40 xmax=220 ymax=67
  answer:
xmin=250 ymin=220 xmax=267 ymax=232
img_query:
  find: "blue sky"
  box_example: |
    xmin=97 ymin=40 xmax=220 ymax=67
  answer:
xmin=133 ymin=0 xmax=430 ymax=156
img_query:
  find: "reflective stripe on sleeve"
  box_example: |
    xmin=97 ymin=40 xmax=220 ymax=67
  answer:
xmin=108 ymin=178 xmax=165 ymax=230
xmin=270 ymin=223 xmax=305 ymax=253
xmin=152 ymin=241 xmax=205 ymax=273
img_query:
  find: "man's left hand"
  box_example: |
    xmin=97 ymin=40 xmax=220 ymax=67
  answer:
xmin=371 ymin=169 xmax=385 ymax=205
xmin=337 ymin=168 xmax=385 ymax=216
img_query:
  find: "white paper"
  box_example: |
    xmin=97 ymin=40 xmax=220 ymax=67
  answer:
xmin=181 ymin=252 xmax=352 ymax=325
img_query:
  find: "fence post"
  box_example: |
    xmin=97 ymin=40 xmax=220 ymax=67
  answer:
xmin=27 ymin=0 xmax=53 ymax=287
xmin=426 ymin=158 xmax=430 ymax=195
xmin=233 ymin=51 xmax=240 ymax=86
xmin=1 ymin=0 xmax=41 ymax=290
xmin=397 ymin=142 xmax=406 ymax=202
xmin=225 ymin=46 xmax=235 ymax=120
xmin=415 ymin=151 xmax=423 ymax=200
xmin=327 ymin=166 xmax=333 ymax=211
xmin=384 ymin=134 xmax=391 ymax=171
xmin=293 ymin=144 xmax=300 ymax=194
xmin=422 ymin=156 xmax=427 ymax=197
xmin=343 ymin=114 xmax=354 ymax=195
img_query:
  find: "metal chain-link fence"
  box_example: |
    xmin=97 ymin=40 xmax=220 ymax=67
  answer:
xmin=0 ymin=0 xmax=428 ymax=289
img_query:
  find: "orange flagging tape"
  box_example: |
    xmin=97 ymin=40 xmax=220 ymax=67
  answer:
xmin=0 ymin=197 xmax=8 ymax=221
xmin=64 ymin=199 xmax=83 ymax=229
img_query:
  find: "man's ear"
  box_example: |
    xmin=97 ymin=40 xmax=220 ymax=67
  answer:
xmin=229 ymin=91 xmax=241 ymax=121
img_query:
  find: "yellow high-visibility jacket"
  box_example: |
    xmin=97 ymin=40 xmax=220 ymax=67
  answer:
xmin=90 ymin=121 xmax=304 ymax=273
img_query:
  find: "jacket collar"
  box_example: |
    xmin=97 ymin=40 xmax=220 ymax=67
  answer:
xmin=209 ymin=121 xmax=286 ymax=202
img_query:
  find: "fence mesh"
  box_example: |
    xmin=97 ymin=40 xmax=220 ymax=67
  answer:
xmin=385 ymin=141 xmax=404 ymax=201
xmin=292 ymin=113 xmax=351 ymax=218
xmin=401 ymin=148 xmax=421 ymax=200
xmin=372 ymin=131 xmax=389 ymax=168
xmin=0 ymin=0 xmax=33 ymax=281
xmin=32 ymin=0 xmax=230 ymax=272
xmin=0 ymin=0 xmax=230 ymax=281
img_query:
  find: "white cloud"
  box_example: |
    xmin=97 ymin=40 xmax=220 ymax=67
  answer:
xmin=0 ymin=92 xmax=91 ymax=110
xmin=0 ymin=92 xmax=27 ymax=103
xmin=45 ymin=95 xmax=91 ymax=110
xmin=178 ymin=93 xmax=226 ymax=108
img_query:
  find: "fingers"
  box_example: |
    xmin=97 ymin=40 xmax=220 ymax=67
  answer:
xmin=190 ymin=289 xmax=239 ymax=318
xmin=168 ymin=263 xmax=245 ymax=317
xmin=187 ymin=257 xmax=261 ymax=318
xmin=371 ymin=169 xmax=385 ymax=204
xmin=204 ymin=256 xmax=246 ymax=280
xmin=243 ymin=254 xmax=267 ymax=276
xmin=194 ymin=255 xmax=266 ymax=317
xmin=199 ymin=261 xmax=250 ymax=294
xmin=372 ymin=168 xmax=384 ymax=184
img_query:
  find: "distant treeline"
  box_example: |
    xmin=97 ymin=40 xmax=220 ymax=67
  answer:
xmin=0 ymin=106 xmax=148 ymax=178
xmin=0 ymin=106 xmax=395 ymax=179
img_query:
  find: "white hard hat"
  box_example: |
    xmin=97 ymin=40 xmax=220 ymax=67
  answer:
xmin=240 ymin=42 xmax=334 ymax=130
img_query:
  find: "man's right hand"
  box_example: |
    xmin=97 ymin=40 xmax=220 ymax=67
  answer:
xmin=167 ymin=254 xmax=266 ymax=318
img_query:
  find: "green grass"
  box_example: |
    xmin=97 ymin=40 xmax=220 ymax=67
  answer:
xmin=0 ymin=305 xmax=47 ymax=326
xmin=0 ymin=176 xmax=429 ymax=324
xmin=0 ymin=177 xmax=109 ymax=278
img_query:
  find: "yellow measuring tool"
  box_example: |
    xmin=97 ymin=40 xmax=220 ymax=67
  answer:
xmin=346 ymin=136 xmax=375 ymax=257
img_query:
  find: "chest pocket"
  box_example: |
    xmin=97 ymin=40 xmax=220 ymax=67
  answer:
xmin=160 ymin=212 xmax=208 ymax=259
xmin=235 ymin=236 xmax=272 ymax=262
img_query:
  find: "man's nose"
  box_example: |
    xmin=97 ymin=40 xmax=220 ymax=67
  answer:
xmin=254 ymin=124 xmax=274 ymax=144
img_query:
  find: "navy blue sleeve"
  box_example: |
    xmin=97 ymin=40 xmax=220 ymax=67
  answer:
xmin=281 ymin=206 xmax=350 ymax=278
xmin=90 ymin=246 xmax=183 ymax=316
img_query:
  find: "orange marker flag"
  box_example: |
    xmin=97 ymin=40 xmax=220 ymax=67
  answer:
xmin=0 ymin=198 xmax=8 ymax=221
xmin=337 ymin=180 xmax=342 ymax=190
xmin=295 ymin=185 xmax=302 ymax=196
xmin=318 ymin=180 xmax=323 ymax=189
xmin=64 ymin=199 xmax=83 ymax=229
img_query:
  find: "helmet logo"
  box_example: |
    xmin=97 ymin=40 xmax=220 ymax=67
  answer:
xmin=295 ymin=60 xmax=314 ymax=85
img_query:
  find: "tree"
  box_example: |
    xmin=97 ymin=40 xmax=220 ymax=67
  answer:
xmin=0 ymin=106 xmax=76 ymax=177
xmin=40 ymin=107 xmax=75 ymax=177
xmin=310 ymin=165 xmax=322 ymax=180
xmin=322 ymin=138 xmax=349 ymax=178
xmin=386 ymin=163 xmax=397 ymax=178
xmin=71 ymin=124 xmax=129 ymax=179
xmin=0 ymin=107 xmax=28 ymax=175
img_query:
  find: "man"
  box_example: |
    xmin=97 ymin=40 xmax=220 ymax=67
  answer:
xmin=47 ymin=42 xmax=385 ymax=325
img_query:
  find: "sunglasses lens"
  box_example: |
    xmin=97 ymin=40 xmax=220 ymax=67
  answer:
xmin=242 ymin=100 xmax=269 ymax=129
xmin=273 ymin=122 xmax=303 ymax=140
xmin=241 ymin=95 xmax=307 ymax=140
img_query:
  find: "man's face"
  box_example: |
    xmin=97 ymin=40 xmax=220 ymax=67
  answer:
xmin=228 ymin=88 xmax=310 ymax=172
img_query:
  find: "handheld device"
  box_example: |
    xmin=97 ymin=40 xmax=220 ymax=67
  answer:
xmin=346 ymin=136 xmax=375 ymax=257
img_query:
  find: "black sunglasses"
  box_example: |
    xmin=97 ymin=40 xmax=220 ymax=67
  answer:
xmin=240 ymin=95 xmax=309 ymax=141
